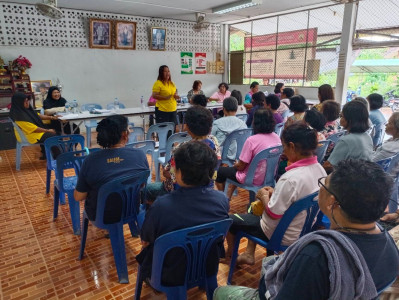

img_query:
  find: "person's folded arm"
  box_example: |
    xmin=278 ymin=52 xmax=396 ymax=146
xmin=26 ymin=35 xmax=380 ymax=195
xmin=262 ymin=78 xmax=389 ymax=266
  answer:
xmin=74 ymin=190 xmax=87 ymax=201
xmin=233 ymin=160 xmax=247 ymax=171
xmin=152 ymin=91 xmax=171 ymax=101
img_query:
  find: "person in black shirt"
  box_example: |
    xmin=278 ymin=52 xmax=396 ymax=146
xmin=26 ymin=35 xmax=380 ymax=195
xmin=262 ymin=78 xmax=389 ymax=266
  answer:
xmin=137 ymin=141 xmax=230 ymax=286
xmin=214 ymin=159 xmax=399 ymax=300
xmin=74 ymin=115 xmax=149 ymax=223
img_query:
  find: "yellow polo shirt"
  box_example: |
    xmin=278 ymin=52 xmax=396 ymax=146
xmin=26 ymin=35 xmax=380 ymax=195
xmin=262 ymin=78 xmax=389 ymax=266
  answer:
xmin=14 ymin=121 xmax=44 ymax=144
xmin=152 ymin=80 xmax=177 ymax=112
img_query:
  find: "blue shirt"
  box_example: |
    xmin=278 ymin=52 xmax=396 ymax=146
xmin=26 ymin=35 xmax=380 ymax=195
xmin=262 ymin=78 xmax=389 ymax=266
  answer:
xmin=76 ymin=147 xmax=149 ymax=223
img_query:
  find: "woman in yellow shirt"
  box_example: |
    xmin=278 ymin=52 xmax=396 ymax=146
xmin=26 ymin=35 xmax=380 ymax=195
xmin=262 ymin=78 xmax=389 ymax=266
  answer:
xmin=10 ymin=92 xmax=58 ymax=159
xmin=152 ymin=65 xmax=179 ymax=124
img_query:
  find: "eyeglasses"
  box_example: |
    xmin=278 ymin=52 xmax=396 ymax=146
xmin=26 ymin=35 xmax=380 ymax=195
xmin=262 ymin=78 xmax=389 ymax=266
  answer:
xmin=318 ymin=176 xmax=341 ymax=205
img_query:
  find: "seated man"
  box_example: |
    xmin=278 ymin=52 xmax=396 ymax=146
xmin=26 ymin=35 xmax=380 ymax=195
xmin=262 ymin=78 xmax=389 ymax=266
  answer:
xmin=214 ymin=159 xmax=399 ymax=300
xmin=137 ymin=141 xmax=230 ymax=286
xmin=211 ymin=96 xmax=247 ymax=160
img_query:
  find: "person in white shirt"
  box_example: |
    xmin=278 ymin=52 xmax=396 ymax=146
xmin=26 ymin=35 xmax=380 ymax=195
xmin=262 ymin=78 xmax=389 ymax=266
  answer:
xmin=225 ymin=123 xmax=326 ymax=266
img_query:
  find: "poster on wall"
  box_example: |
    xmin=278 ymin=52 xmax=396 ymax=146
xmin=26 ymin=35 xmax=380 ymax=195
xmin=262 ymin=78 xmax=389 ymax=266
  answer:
xmin=180 ymin=52 xmax=193 ymax=74
xmin=195 ymin=52 xmax=207 ymax=74
xmin=244 ymin=28 xmax=318 ymax=80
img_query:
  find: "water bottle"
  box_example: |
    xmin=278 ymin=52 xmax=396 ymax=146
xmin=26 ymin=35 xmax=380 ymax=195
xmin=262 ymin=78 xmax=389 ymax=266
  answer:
xmin=114 ymin=97 xmax=119 ymax=110
xmin=72 ymin=99 xmax=78 ymax=113
xmin=140 ymin=96 xmax=145 ymax=110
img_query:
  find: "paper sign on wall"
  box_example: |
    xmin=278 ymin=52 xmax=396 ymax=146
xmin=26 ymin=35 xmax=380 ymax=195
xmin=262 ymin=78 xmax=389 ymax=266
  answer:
xmin=195 ymin=52 xmax=207 ymax=74
xmin=180 ymin=52 xmax=193 ymax=74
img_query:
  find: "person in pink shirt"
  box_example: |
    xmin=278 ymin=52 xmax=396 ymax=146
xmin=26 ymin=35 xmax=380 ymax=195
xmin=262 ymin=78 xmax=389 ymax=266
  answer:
xmin=209 ymin=82 xmax=231 ymax=102
xmin=215 ymin=108 xmax=281 ymax=199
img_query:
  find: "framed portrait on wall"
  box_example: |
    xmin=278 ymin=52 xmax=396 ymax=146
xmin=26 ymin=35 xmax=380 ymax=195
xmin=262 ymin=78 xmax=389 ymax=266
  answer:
xmin=150 ymin=27 xmax=166 ymax=51
xmin=89 ymin=18 xmax=112 ymax=49
xmin=115 ymin=21 xmax=136 ymax=50
xmin=31 ymin=80 xmax=52 ymax=108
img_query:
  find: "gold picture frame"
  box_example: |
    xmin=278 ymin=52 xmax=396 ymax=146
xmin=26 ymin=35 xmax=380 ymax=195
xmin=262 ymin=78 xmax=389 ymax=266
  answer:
xmin=115 ymin=21 xmax=136 ymax=50
xmin=89 ymin=18 xmax=112 ymax=49
xmin=150 ymin=27 xmax=166 ymax=51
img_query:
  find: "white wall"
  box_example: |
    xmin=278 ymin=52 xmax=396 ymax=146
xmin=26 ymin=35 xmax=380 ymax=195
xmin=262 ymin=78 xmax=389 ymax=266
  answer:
xmin=1 ymin=46 xmax=222 ymax=105
xmin=1 ymin=46 xmax=222 ymax=125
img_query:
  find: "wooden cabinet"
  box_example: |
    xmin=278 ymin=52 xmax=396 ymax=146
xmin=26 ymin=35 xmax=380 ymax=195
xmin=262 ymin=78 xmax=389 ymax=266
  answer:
xmin=0 ymin=68 xmax=35 ymax=108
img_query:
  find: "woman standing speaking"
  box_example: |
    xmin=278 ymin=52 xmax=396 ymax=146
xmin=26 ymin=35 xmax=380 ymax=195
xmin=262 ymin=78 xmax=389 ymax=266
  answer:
xmin=152 ymin=65 xmax=179 ymax=124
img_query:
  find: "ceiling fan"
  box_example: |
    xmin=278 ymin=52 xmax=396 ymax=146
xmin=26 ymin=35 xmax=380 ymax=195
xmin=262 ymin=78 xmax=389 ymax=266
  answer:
xmin=192 ymin=13 xmax=210 ymax=32
xmin=35 ymin=0 xmax=64 ymax=19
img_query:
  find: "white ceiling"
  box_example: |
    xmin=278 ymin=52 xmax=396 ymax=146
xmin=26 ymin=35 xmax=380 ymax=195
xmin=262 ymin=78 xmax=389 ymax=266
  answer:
xmin=5 ymin=0 xmax=335 ymax=23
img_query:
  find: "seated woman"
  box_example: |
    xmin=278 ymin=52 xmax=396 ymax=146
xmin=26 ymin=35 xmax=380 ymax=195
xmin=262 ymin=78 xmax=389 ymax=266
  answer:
xmin=146 ymin=105 xmax=220 ymax=202
xmin=372 ymin=112 xmax=399 ymax=170
xmin=43 ymin=86 xmax=80 ymax=134
xmin=246 ymin=91 xmax=266 ymax=127
xmin=320 ymin=100 xmax=340 ymax=139
xmin=313 ymin=84 xmax=334 ymax=111
xmin=137 ymin=141 xmax=229 ymax=286
xmin=215 ymin=159 xmax=398 ymax=300
xmin=74 ymin=115 xmax=149 ymax=224
xmin=273 ymin=82 xmax=284 ymax=99
xmin=231 ymin=90 xmax=246 ymax=114
xmin=10 ymin=92 xmax=59 ymax=159
xmin=284 ymin=95 xmax=308 ymax=128
xmin=209 ymin=82 xmax=231 ymax=102
xmin=216 ymin=109 xmax=281 ymax=199
xmin=367 ymin=93 xmax=386 ymax=146
xmin=244 ymin=81 xmax=259 ymax=104
xmin=304 ymin=109 xmax=326 ymax=141
xmin=225 ymin=123 xmax=326 ymax=266
xmin=323 ymin=101 xmax=373 ymax=173
xmin=187 ymin=80 xmax=203 ymax=100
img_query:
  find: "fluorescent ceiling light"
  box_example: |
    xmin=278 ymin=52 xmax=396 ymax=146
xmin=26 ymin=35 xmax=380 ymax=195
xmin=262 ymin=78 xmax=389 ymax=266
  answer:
xmin=212 ymin=0 xmax=262 ymax=14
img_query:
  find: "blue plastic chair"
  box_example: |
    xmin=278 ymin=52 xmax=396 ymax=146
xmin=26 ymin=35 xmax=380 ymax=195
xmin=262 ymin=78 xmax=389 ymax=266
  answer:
xmin=44 ymin=134 xmax=86 ymax=204
xmin=80 ymin=103 xmax=102 ymax=148
xmin=125 ymin=140 xmax=156 ymax=183
xmin=53 ymin=150 xmax=89 ymax=235
xmin=220 ymin=128 xmax=253 ymax=167
xmin=236 ymin=113 xmax=248 ymax=122
xmin=79 ymin=170 xmax=150 ymax=284
xmin=227 ymin=191 xmax=319 ymax=284
xmin=224 ymin=145 xmax=283 ymax=203
xmin=314 ymin=140 xmax=331 ymax=163
xmin=274 ymin=122 xmax=284 ymax=137
xmin=146 ymin=122 xmax=175 ymax=180
xmin=11 ymin=121 xmax=42 ymax=171
xmin=128 ymin=126 xmax=145 ymax=144
xmin=155 ymin=132 xmax=192 ymax=181
xmin=327 ymin=130 xmax=347 ymax=144
xmin=135 ymin=219 xmax=233 ymax=300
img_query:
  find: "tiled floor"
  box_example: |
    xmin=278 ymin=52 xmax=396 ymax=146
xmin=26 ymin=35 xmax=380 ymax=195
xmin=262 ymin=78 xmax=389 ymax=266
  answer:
xmin=0 ymin=144 xmax=267 ymax=300
xmin=1 ymin=137 xmax=398 ymax=300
